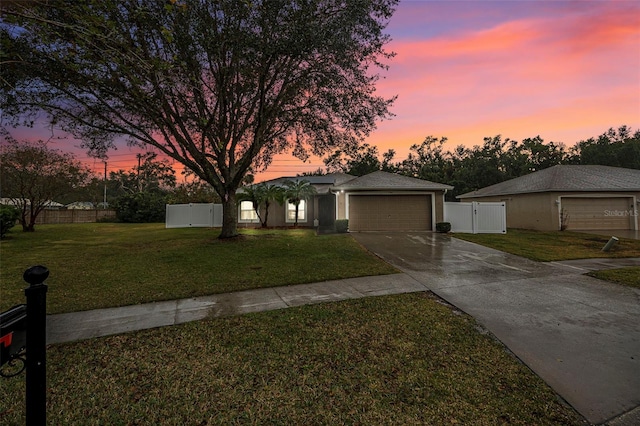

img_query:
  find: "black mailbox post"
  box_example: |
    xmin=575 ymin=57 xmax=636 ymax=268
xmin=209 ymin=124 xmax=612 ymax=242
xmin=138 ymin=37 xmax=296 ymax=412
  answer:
xmin=24 ymin=265 xmax=49 ymax=426
xmin=0 ymin=266 xmax=49 ymax=425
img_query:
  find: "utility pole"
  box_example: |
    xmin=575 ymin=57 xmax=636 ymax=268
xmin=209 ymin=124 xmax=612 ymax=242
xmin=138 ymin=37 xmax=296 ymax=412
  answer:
xmin=103 ymin=161 xmax=107 ymax=208
xmin=136 ymin=153 xmax=142 ymax=193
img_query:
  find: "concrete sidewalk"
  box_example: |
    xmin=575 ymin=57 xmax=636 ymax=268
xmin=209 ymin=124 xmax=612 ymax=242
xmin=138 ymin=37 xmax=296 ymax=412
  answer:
xmin=47 ymin=273 xmax=426 ymax=344
xmin=46 ymin=256 xmax=638 ymax=345
xmin=46 ymin=256 xmax=638 ymax=346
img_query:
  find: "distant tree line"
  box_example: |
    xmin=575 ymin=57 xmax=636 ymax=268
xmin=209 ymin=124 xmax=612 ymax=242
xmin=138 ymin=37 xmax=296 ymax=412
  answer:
xmin=322 ymin=125 xmax=640 ymax=200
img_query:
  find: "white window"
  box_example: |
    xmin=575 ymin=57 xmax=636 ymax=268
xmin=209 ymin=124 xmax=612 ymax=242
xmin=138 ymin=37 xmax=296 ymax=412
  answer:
xmin=286 ymin=200 xmax=306 ymax=222
xmin=239 ymin=201 xmax=259 ymax=223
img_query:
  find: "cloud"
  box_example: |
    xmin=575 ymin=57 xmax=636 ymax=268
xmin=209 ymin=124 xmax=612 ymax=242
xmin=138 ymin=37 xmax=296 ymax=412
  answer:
xmin=370 ymin=1 xmax=640 ymax=154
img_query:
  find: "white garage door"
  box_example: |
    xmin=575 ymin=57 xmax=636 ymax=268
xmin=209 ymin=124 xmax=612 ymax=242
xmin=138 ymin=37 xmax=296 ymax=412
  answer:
xmin=562 ymin=197 xmax=633 ymax=230
xmin=348 ymin=195 xmax=432 ymax=231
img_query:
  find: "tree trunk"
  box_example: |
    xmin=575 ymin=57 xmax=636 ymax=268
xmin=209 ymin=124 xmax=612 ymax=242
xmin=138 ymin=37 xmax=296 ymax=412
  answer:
xmin=21 ymin=209 xmax=36 ymax=231
xmin=219 ymin=190 xmax=238 ymax=239
xmin=262 ymin=201 xmax=270 ymax=228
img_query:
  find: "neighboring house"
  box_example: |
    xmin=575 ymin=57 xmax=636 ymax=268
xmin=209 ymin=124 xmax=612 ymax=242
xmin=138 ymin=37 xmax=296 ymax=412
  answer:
xmin=457 ymin=165 xmax=640 ymax=231
xmin=239 ymin=171 xmax=453 ymax=231
xmin=0 ymin=198 xmax=65 ymax=209
xmin=66 ymin=201 xmax=96 ymax=210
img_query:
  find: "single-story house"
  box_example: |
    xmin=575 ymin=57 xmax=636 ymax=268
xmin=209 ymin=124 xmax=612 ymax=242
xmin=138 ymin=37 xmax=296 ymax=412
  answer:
xmin=66 ymin=201 xmax=96 ymax=210
xmin=457 ymin=165 xmax=640 ymax=231
xmin=239 ymin=170 xmax=453 ymax=232
xmin=0 ymin=198 xmax=65 ymax=209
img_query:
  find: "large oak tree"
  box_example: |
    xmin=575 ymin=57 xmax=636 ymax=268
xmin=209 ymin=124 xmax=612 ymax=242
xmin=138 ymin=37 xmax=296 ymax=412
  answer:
xmin=1 ymin=0 xmax=397 ymax=237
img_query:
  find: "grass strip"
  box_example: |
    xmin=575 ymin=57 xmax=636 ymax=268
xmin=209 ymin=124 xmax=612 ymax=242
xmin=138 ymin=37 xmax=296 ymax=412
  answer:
xmin=453 ymin=229 xmax=640 ymax=262
xmin=0 ymin=224 xmax=397 ymax=314
xmin=588 ymin=267 xmax=640 ymax=288
xmin=0 ymin=293 xmax=583 ymax=425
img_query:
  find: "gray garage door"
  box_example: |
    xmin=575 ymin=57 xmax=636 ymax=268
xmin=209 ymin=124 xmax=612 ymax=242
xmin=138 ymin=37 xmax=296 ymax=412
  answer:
xmin=348 ymin=194 xmax=432 ymax=231
xmin=562 ymin=197 xmax=633 ymax=230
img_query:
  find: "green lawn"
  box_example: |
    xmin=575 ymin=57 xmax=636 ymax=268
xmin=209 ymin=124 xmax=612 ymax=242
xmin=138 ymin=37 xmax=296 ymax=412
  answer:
xmin=588 ymin=267 xmax=640 ymax=288
xmin=0 ymin=224 xmax=595 ymax=423
xmin=453 ymin=229 xmax=640 ymax=262
xmin=0 ymin=293 xmax=583 ymax=425
xmin=0 ymin=224 xmax=396 ymax=314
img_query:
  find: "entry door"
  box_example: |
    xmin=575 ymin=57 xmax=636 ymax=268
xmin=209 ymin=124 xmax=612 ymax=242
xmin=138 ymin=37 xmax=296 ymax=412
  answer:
xmin=317 ymin=194 xmax=335 ymax=228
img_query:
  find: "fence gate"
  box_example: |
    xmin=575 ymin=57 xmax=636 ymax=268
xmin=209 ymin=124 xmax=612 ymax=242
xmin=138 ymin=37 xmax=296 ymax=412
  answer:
xmin=165 ymin=203 xmax=223 ymax=228
xmin=444 ymin=202 xmax=506 ymax=234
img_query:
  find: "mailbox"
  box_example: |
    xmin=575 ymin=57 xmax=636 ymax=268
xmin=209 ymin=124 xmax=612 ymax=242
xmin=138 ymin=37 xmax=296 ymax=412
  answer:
xmin=0 ymin=304 xmax=27 ymax=367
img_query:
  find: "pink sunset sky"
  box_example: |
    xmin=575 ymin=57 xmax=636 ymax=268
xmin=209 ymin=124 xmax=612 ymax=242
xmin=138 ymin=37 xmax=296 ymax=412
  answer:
xmin=6 ymin=0 xmax=640 ymax=181
xmin=270 ymin=0 xmax=640 ymax=180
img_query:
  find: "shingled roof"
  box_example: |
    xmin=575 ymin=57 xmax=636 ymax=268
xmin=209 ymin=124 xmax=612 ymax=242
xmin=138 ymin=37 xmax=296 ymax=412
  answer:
xmin=457 ymin=165 xmax=640 ymax=199
xmin=333 ymin=170 xmax=453 ymax=191
xmin=252 ymin=172 xmax=356 ymax=194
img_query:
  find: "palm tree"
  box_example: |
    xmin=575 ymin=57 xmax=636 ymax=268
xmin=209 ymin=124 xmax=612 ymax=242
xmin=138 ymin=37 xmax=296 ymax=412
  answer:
xmin=237 ymin=183 xmax=285 ymax=227
xmin=283 ymin=179 xmax=317 ymax=226
xmin=236 ymin=184 xmax=264 ymax=225
xmin=258 ymin=183 xmax=285 ymax=228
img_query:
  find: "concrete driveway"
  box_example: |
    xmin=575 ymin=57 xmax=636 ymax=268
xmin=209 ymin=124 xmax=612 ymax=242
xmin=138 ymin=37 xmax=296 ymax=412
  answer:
xmin=351 ymin=232 xmax=640 ymax=425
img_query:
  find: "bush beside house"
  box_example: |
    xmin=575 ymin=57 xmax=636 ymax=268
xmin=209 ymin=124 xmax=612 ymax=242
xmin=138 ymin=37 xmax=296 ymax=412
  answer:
xmin=436 ymin=222 xmax=451 ymax=233
xmin=0 ymin=205 xmax=20 ymax=239
xmin=335 ymin=219 xmax=349 ymax=233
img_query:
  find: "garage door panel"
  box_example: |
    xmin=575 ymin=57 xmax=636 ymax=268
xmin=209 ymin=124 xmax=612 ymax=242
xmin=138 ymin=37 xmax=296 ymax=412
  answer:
xmin=562 ymin=197 xmax=633 ymax=230
xmin=349 ymin=195 xmax=432 ymax=231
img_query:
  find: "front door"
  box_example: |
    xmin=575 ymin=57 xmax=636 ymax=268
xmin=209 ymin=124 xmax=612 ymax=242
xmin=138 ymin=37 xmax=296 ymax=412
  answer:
xmin=318 ymin=194 xmax=335 ymax=229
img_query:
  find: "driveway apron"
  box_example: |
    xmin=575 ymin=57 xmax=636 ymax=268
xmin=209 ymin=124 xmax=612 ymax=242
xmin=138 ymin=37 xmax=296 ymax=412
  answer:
xmin=351 ymin=232 xmax=640 ymax=425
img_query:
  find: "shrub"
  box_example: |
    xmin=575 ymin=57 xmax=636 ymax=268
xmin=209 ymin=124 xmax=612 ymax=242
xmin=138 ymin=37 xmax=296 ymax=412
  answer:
xmin=113 ymin=192 xmax=167 ymax=223
xmin=0 ymin=205 xmax=20 ymax=238
xmin=436 ymin=222 xmax=451 ymax=233
xmin=335 ymin=219 xmax=349 ymax=233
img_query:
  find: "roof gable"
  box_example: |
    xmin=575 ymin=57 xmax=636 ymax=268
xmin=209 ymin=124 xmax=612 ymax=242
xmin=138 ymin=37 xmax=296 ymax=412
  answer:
xmin=258 ymin=172 xmax=355 ymax=187
xmin=245 ymin=171 xmax=453 ymax=194
xmin=240 ymin=173 xmax=356 ymax=195
xmin=333 ymin=170 xmax=453 ymax=191
xmin=458 ymin=165 xmax=640 ymax=198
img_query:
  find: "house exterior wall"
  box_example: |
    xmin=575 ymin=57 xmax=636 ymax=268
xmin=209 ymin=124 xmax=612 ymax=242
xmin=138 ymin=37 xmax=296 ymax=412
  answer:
xmin=434 ymin=193 xmax=445 ymax=223
xmin=462 ymin=191 xmax=640 ymax=231
xmin=336 ymin=192 xmax=347 ymax=220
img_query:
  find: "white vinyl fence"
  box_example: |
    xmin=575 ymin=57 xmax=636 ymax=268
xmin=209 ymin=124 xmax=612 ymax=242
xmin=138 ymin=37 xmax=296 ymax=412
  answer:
xmin=444 ymin=201 xmax=506 ymax=234
xmin=165 ymin=203 xmax=223 ymax=228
